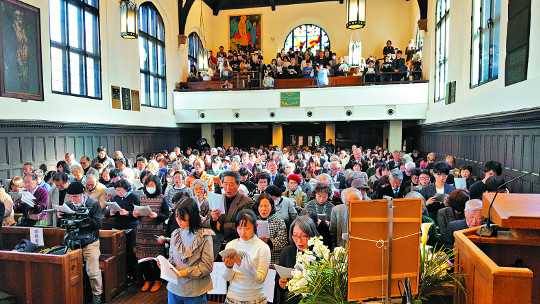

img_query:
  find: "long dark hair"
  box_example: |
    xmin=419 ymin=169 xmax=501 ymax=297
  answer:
xmin=175 ymin=198 xmax=202 ymax=234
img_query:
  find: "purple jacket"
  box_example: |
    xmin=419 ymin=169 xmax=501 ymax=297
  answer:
xmin=19 ymin=187 xmax=49 ymax=221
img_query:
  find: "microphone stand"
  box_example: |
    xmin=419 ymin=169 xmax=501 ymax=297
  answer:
xmin=476 ymin=171 xmax=533 ymax=237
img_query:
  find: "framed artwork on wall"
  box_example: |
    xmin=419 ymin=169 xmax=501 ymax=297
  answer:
xmin=229 ymin=14 xmax=261 ymax=53
xmin=0 ymin=0 xmax=43 ymax=101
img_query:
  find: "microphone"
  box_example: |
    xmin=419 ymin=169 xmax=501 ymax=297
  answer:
xmin=476 ymin=171 xmax=533 ymax=237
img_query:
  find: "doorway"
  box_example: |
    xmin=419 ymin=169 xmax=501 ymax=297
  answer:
xmin=282 ymin=124 xmax=325 ymax=149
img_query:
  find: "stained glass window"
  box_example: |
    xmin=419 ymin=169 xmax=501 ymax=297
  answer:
xmin=284 ymin=24 xmax=330 ymax=52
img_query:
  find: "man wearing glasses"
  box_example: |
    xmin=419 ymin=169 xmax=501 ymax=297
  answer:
xmin=81 ymin=156 xmax=100 ymax=179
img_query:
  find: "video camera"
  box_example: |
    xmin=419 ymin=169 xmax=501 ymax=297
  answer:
xmin=60 ymin=207 xmax=95 ymax=250
xmin=59 ymin=207 xmax=91 ymax=232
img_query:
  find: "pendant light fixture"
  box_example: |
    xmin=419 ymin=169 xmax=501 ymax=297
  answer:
xmin=120 ymin=0 xmax=138 ymax=39
xmin=346 ymin=0 xmax=366 ymax=29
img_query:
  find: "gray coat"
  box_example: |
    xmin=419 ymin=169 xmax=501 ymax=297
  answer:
xmin=47 ymin=186 xmax=71 ymax=226
xmin=330 ymin=204 xmax=348 ymax=248
xmin=275 ymin=196 xmax=298 ymax=227
xmin=167 ymin=228 xmax=215 ymax=297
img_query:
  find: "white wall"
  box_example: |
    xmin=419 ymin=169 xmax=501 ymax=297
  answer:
xmin=173 ymin=83 xmax=428 ymax=123
xmin=422 ymin=0 xmax=540 ymax=124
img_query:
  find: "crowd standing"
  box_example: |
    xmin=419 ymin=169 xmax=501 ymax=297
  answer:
xmin=1 ymin=139 xmax=507 ymax=304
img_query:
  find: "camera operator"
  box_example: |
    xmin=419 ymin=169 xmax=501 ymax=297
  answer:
xmin=57 ymin=182 xmax=103 ymax=304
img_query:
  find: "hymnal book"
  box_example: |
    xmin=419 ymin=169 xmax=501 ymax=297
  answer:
xmin=20 ymin=191 xmax=36 ymax=207
xmin=454 ymin=178 xmax=467 ymax=189
xmin=274 ymin=264 xmax=294 ymax=279
xmin=55 ymin=204 xmax=75 ymax=214
xmin=134 ymin=205 xmax=153 ymax=216
xmin=256 ymin=220 xmax=270 ymax=239
xmin=106 ymin=202 xmax=122 ymax=211
xmin=104 ymin=187 xmax=117 ymax=196
xmin=138 ymin=255 xmax=180 ymax=283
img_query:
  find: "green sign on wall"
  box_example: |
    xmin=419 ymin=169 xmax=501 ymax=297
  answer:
xmin=280 ymin=91 xmax=300 ymax=107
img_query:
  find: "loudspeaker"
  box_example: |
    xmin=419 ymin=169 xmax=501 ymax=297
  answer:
xmin=269 ymin=112 xmax=275 ymax=118
xmin=306 ymin=111 xmax=313 ymax=117
xmin=199 ymin=113 xmax=206 ymax=119
xmin=234 ymin=112 xmax=240 ymax=118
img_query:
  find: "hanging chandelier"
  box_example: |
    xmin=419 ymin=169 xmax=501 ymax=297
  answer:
xmin=120 ymin=0 xmax=138 ymax=39
xmin=346 ymin=0 xmax=366 ymax=29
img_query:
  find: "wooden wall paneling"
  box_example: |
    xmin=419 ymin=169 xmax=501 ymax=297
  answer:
xmin=533 ymin=135 xmax=540 ymax=174
xmin=75 ymin=136 xmax=84 ymax=158
xmin=46 ymin=137 xmax=55 ymax=161
xmin=57 ymin=136 xmax=66 ymax=160
xmin=35 ymin=137 xmax=45 ymax=162
xmin=513 ymin=135 xmax=522 ymax=171
xmin=84 ymin=136 xmax=93 ymax=157
xmin=66 ymin=136 xmax=76 ymax=157
xmin=0 ymin=137 xmax=8 ymax=165
xmin=11 ymin=137 xmax=21 ymax=165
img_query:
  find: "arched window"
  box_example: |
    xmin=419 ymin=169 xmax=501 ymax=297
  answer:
xmin=434 ymin=0 xmax=450 ymax=102
xmin=188 ymin=32 xmax=203 ymax=71
xmin=50 ymin=0 xmax=101 ymax=98
xmin=283 ymin=24 xmax=330 ymax=53
xmin=138 ymin=3 xmax=166 ymax=108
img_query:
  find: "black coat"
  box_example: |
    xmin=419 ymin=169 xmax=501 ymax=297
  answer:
xmin=278 ymin=245 xmax=301 ymax=304
xmin=272 ymin=173 xmax=287 ymax=192
xmin=377 ymin=184 xmax=407 ymax=199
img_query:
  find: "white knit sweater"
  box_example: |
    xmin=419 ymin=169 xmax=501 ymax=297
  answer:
xmin=222 ymin=235 xmax=271 ymax=301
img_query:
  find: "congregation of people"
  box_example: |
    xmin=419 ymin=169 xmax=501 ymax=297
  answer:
xmin=187 ymin=39 xmax=422 ymax=88
xmin=0 ymin=141 xmax=506 ymax=304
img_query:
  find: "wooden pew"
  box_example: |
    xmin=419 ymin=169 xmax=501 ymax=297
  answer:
xmin=1 ymin=227 xmax=126 ymax=303
xmin=0 ymin=246 xmax=83 ymax=304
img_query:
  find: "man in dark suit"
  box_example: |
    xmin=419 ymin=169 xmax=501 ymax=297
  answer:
xmin=392 ymin=50 xmax=407 ymax=81
xmin=329 ymin=161 xmax=347 ymax=190
xmin=209 ymin=170 xmax=253 ymax=259
xmin=444 ymin=199 xmax=485 ymax=248
xmin=378 ymin=169 xmax=406 ymax=199
xmin=266 ymin=158 xmax=286 ymax=192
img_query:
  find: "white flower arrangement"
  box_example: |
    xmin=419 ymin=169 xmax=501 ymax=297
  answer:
xmin=286 ymin=237 xmax=350 ymax=304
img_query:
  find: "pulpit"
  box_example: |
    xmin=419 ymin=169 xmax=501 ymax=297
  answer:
xmin=454 ymin=193 xmax=540 ymax=304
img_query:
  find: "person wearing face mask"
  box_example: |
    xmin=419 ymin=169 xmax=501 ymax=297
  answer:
xmin=104 ymin=178 xmax=141 ymax=284
xmin=135 ymin=174 xmax=170 ymax=293
xmin=58 ymin=181 xmax=103 ymax=304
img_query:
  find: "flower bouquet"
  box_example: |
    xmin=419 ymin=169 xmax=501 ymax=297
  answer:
xmin=286 ymin=237 xmax=350 ymax=304
xmin=414 ymin=223 xmax=465 ymax=303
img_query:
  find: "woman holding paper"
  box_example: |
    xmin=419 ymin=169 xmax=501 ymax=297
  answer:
xmin=277 ymin=216 xmax=319 ymax=304
xmin=104 ymin=178 xmax=140 ymax=284
xmin=166 ymin=197 xmax=215 ymax=304
xmin=252 ymin=193 xmax=287 ymax=265
xmin=134 ymin=174 xmax=170 ymax=292
xmin=222 ymin=210 xmax=271 ymax=304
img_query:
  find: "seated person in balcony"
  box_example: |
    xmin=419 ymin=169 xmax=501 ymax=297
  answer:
xmin=379 ymin=56 xmax=394 ymax=82
xmin=302 ymin=60 xmax=314 ymax=78
xmin=227 ymin=50 xmax=234 ymax=62
xmin=275 ymin=60 xmax=286 ymax=79
xmin=363 ymin=60 xmax=379 ymax=82
xmin=326 ymin=64 xmax=335 ymax=77
xmin=329 ymin=53 xmax=338 ymax=69
xmin=264 ymin=64 xmax=275 ymax=79
xmin=230 ymin=55 xmax=241 ymax=72
xmin=383 ymin=40 xmax=395 ymax=57
xmin=263 ymin=73 xmax=274 ymax=88
xmin=217 ymin=45 xmax=226 ymax=58
xmin=392 ymin=50 xmax=407 ymax=81
xmin=314 ymin=50 xmax=326 ymax=66
xmin=352 ymin=67 xmax=362 ymax=76
xmin=300 ymin=53 xmax=311 ymax=70
xmin=334 ymin=57 xmax=348 ymax=76
xmin=187 ymin=65 xmax=198 ymax=82
xmin=221 ymin=79 xmax=233 ymax=89
xmin=208 ymin=50 xmax=217 ymax=71
xmin=316 ymin=63 xmax=329 ymax=85
xmin=411 ymin=52 xmax=422 ymax=80
xmin=286 ymin=58 xmax=300 ymax=78
xmin=270 ymin=59 xmax=278 ymax=72
xmin=221 ymin=64 xmax=233 ymax=82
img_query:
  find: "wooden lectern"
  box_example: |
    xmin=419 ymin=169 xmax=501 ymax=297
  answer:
xmin=348 ymin=198 xmax=423 ymax=302
xmin=454 ymin=193 xmax=540 ymax=304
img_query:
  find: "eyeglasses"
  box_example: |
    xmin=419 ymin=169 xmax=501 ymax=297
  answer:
xmin=292 ymin=234 xmax=309 ymax=241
